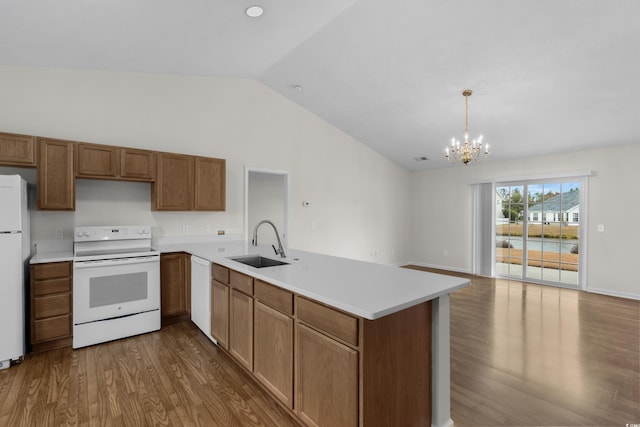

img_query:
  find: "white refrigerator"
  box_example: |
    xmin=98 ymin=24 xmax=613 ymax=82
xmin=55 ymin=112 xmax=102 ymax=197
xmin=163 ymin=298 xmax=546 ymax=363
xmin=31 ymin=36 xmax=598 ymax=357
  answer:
xmin=0 ymin=175 xmax=30 ymax=369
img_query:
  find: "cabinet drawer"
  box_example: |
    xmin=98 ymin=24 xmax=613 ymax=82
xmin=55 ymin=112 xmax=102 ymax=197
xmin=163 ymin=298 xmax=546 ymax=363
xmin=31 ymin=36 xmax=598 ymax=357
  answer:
xmin=32 ymin=262 xmax=71 ymax=280
xmin=34 ymin=294 xmax=71 ymax=319
xmin=296 ymin=297 xmax=359 ymax=346
xmin=230 ymin=270 xmax=253 ymax=295
xmin=34 ymin=314 xmax=71 ymax=342
xmin=33 ymin=277 xmax=72 ymax=296
xmin=255 ymin=280 xmax=293 ymax=315
xmin=212 ymin=263 xmax=229 ymax=284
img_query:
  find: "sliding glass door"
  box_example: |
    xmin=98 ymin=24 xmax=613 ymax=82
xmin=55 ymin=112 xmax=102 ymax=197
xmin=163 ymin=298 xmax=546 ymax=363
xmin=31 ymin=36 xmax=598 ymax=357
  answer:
xmin=495 ymin=180 xmax=581 ymax=287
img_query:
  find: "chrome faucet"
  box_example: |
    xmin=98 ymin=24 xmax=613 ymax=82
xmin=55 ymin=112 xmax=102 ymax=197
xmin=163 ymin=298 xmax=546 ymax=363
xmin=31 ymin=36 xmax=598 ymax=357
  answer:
xmin=252 ymin=220 xmax=286 ymax=258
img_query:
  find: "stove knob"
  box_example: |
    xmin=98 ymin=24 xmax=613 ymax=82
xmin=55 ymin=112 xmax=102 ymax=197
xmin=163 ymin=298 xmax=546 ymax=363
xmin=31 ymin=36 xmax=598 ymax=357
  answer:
xmin=76 ymin=231 xmax=84 ymax=238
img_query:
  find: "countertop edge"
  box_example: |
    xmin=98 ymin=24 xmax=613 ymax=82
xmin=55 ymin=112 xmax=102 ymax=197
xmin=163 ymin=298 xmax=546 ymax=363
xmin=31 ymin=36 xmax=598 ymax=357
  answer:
xmin=30 ymin=241 xmax=471 ymax=320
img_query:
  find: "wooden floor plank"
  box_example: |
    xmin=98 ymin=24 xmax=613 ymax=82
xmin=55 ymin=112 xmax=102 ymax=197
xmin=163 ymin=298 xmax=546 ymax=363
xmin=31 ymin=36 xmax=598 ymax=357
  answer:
xmin=1 ymin=270 xmax=637 ymax=426
xmin=406 ymin=266 xmax=640 ymax=427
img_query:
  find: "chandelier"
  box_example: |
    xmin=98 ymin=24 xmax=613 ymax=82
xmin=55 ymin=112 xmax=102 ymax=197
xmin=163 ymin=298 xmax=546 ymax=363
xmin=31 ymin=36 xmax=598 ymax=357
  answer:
xmin=445 ymin=89 xmax=489 ymax=165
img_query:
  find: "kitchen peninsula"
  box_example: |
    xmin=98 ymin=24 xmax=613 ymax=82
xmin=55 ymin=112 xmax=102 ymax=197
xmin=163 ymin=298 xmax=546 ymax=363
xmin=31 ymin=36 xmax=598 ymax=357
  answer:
xmin=30 ymin=237 xmax=468 ymax=427
xmin=156 ymin=238 xmax=469 ymax=427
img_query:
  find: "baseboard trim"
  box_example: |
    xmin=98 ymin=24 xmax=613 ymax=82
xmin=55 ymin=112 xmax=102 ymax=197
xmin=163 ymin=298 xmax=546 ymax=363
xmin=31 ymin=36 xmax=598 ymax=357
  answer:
xmin=587 ymin=287 xmax=640 ymax=301
xmin=432 ymin=417 xmax=454 ymax=427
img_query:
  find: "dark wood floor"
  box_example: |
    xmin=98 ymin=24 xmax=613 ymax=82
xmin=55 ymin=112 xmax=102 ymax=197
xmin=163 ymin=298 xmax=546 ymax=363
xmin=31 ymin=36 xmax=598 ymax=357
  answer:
xmin=1 ymin=271 xmax=638 ymax=426
xmin=0 ymin=321 xmax=299 ymax=426
xmin=409 ymin=267 xmax=640 ymax=427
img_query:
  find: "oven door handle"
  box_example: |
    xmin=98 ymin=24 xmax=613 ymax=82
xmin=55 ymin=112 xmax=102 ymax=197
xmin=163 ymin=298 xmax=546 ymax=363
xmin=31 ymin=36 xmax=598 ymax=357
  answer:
xmin=73 ymin=255 xmax=160 ymax=268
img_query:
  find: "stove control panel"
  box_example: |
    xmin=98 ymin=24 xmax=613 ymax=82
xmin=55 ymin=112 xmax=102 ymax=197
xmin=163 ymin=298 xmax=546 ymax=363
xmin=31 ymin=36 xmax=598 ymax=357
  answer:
xmin=74 ymin=225 xmax=152 ymax=242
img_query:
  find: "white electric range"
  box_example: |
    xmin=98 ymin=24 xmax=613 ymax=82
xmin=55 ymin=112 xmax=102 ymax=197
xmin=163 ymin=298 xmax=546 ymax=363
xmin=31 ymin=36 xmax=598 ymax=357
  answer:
xmin=72 ymin=225 xmax=160 ymax=349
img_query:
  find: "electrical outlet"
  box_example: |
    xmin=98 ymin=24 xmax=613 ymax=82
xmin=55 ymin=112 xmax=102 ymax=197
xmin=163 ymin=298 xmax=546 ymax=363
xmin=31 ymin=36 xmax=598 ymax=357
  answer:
xmin=443 ymin=249 xmax=449 ymax=256
xmin=182 ymin=224 xmax=189 ymax=233
xmin=205 ymin=224 xmax=211 ymax=233
xmin=55 ymin=228 xmax=64 ymax=239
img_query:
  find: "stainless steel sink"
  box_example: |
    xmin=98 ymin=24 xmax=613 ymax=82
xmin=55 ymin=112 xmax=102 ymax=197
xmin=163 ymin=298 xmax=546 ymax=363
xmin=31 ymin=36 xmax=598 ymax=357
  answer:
xmin=229 ymin=255 xmax=289 ymax=268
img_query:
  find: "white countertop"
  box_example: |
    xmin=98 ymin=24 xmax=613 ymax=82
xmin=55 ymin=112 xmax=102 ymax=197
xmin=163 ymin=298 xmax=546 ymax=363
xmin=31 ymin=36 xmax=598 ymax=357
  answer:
xmin=30 ymin=250 xmax=74 ymax=264
xmin=30 ymin=239 xmax=469 ymax=320
xmin=158 ymin=239 xmax=469 ymax=320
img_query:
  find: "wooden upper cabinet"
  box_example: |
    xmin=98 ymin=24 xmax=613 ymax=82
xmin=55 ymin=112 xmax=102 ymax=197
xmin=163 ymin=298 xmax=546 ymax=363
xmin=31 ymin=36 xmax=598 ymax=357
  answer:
xmin=152 ymin=152 xmax=193 ymax=211
xmin=0 ymin=132 xmax=37 ymax=167
xmin=152 ymin=152 xmax=226 ymax=211
xmin=194 ymin=157 xmax=225 ymax=211
xmin=120 ymin=147 xmax=155 ymax=181
xmin=37 ymin=138 xmax=75 ymax=211
xmin=76 ymin=143 xmax=155 ymax=182
xmin=76 ymin=143 xmax=118 ymax=178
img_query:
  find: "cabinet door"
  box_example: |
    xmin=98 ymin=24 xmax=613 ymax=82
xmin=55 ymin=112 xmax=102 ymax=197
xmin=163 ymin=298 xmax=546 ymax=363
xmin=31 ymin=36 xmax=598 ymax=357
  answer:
xmin=160 ymin=253 xmax=188 ymax=318
xmin=211 ymin=280 xmax=229 ymax=349
xmin=229 ymin=289 xmax=253 ymax=371
xmin=152 ymin=153 xmax=193 ymax=210
xmin=0 ymin=132 xmax=36 ymax=166
xmin=37 ymin=138 xmax=75 ymax=210
xmin=194 ymin=157 xmax=225 ymax=211
xmin=254 ymin=301 xmax=294 ymax=408
xmin=120 ymin=148 xmax=155 ymax=181
xmin=296 ymin=323 xmax=358 ymax=427
xmin=76 ymin=143 xmax=118 ymax=178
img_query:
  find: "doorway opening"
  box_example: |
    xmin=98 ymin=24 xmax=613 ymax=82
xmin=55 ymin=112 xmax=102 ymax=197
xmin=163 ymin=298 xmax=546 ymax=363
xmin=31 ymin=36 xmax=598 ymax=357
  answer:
xmin=244 ymin=167 xmax=290 ymax=251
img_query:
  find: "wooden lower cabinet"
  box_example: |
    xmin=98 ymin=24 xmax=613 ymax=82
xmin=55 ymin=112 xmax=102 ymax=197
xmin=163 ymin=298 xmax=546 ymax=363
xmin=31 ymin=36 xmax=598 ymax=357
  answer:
xmin=208 ymin=263 xmax=432 ymax=427
xmin=254 ymin=301 xmax=294 ymax=409
xmin=295 ymin=323 xmax=358 ymax=427
xmin=211 ymin=280 xmax=229 ymax=349
xmin=30 ymin=261 xmax=73 ymax=352
xmin=160 ymin=253 xmax=190 ymax=324
xmin=229 ymin=289 xmax=253 ymax=371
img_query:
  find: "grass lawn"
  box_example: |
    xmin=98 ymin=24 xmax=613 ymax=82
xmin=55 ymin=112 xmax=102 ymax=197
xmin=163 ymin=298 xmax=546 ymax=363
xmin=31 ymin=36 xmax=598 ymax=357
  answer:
xmin=496 ymin=223 xmax=579 ymax=239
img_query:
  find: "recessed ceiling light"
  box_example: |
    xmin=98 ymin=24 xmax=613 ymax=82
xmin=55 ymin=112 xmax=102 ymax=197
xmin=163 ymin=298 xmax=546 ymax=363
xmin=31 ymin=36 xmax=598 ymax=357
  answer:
xmin=293 ymin=85 xmax=304 ymax=92
xmin=245 ymin=6 xmax=264 ymax=18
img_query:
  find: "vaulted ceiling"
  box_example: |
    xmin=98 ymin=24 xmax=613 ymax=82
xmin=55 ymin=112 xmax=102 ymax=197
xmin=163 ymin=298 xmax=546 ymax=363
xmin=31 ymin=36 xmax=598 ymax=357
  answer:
xmin=2 ymin=0 xmax=639 ymax=170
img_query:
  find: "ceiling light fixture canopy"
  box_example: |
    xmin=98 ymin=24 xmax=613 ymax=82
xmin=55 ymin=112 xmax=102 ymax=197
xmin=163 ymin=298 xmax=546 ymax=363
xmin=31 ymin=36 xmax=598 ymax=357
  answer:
xmin=445 ymin=89 xmax=489 ymax=165
xmin=245 ymin=6 xmax=264 ymax=18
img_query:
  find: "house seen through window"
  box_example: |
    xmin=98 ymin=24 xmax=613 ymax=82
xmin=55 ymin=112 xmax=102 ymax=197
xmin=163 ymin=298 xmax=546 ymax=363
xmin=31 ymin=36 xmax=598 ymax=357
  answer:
xmin=495 ymin=181 xmax=582 ymax=287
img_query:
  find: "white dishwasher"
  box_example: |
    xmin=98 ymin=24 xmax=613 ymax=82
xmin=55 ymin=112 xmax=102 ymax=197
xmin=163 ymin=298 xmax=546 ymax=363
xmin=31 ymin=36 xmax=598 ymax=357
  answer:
xmin=190 ymin=255 xmax=214 ymax=341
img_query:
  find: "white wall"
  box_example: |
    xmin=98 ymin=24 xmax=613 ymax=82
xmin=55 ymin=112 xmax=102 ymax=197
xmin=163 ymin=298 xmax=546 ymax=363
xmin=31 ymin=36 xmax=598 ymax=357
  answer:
xmin=410 ymin=144 xmax=640 ymax=299
xmin=248 ymin=172 xmax=286 ymax=248
xmin=0 ymin=65 xmax=412 ymax=264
